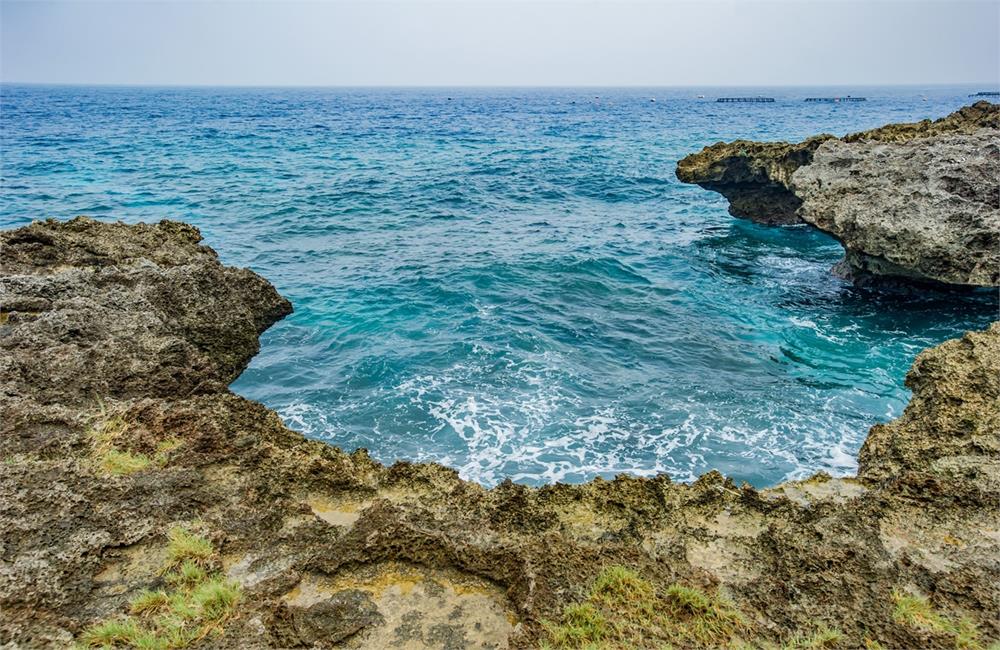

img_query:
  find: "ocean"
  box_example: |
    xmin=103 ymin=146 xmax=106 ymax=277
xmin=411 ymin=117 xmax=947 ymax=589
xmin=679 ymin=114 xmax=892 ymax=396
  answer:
xmin=1 ymin=84 xmax=996 ymax=487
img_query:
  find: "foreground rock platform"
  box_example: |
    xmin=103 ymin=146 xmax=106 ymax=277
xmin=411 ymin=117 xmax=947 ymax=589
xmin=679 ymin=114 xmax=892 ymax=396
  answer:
xmin=676 ymin=102 xmax=1000 ymax=287
xmin=2 ymin=218 xmax=998 ymax=649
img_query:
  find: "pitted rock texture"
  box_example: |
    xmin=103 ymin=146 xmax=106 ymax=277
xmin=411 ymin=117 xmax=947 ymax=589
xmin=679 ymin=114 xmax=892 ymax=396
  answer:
xmin=859 ymin=323 xmax=1000 ymax=486
xmin=0 ymin=217 xmax=293 ymax=410
xmin=675 ymin=136 xmax=831 ymax=224
xmin=676 ymin=102 xmax=1000 ymax=287
xmin=791 ymin=132 xmax=1000 ymax=287
xmin=841 ymin=100 xmax=1000 ymax=143
xmin=1 ymin=218 xmax=999 ymax=649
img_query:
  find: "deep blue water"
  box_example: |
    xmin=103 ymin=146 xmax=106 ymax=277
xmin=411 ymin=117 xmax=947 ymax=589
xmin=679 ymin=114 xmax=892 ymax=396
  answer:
xmin=2 ymin=84 xmax=997 ymax=487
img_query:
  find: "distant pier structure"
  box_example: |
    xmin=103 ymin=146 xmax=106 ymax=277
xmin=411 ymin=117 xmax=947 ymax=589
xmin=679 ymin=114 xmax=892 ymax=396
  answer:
xmin=716 ymin=97 xmax=775 ymax=103
xmin=805 ymin=97 xmax=867 ymax=102
xmin=969 ymin=91 xmax=1000 ymax=97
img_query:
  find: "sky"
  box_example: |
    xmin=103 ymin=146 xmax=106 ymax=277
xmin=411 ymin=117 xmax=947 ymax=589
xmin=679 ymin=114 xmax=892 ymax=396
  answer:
xmin=1 ymin=0 xmax=997 ymax=87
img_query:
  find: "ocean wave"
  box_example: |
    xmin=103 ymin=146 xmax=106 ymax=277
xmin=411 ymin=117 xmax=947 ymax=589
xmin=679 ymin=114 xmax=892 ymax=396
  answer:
xmin=4 ymin=84 xmax=996 ymax=487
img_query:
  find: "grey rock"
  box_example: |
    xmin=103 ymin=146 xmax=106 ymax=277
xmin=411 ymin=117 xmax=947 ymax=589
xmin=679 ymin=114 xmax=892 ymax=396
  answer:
xmin=675 ymin=102 xmax=1000 ymax=288
xmin=791 ymin=131 xmax=1000 ymax=287
xmin=291 ymin=590 xmax=383 ymax=645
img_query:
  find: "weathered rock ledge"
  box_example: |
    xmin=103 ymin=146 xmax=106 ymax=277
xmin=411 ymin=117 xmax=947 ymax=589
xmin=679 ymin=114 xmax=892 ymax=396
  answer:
xmin=2 ymin=218 xmax=999 ymax=649
xmin=676 ymin=102 xmax=1000 ymax=287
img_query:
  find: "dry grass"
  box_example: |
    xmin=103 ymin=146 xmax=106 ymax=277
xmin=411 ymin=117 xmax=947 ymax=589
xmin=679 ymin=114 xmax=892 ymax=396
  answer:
xmin=87 ymin=409 xmax=180 ymax=477
xmin=99 ymin=449 xmax=152 ymax=476
xmin=88 ymin=415 xmax=147 ymax=476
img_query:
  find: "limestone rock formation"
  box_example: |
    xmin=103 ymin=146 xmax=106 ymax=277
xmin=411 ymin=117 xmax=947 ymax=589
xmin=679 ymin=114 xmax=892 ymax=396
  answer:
xmin=793 ymin=132 xmax=1000 ymax=287
xmin=2 ymin=218 xmax=998 ymax=649
xmin=859 ymin=322 xmax=1000 ymax=487
xmin=675 ymin=136 xmax=832 ymax=224
xmin=675 ymin=101 xmax=1000 ymax=287
xmin=841 ymin=100 xmax=1000 ymax=143
xmin=0 ymin=217 xmax=293 ymax=410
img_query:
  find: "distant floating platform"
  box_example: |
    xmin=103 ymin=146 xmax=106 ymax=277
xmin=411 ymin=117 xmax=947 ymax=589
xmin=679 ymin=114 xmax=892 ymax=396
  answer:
xmin=805 ymin=97 xmax=867 ymax=102
xmin=716 ymin=97 xmax=774 ymax=103
xmin=969 ymin=91 xmax=1000 ymax=97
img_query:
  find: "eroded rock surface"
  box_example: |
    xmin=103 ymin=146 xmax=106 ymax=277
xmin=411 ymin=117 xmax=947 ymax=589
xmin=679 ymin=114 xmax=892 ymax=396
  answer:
xmin=0 ymin=217 xmax=292 ymax=410
xmin=676 ymin=102 xmax=1000 ymax=287
xmin=859 ymin=323 xmax=1000 ymax=487
xmin=2 ymin=218 xmax=998 ymax=649
xmin=675 ymin=136 xmax=832 ymax=224
xmin=792 ymin=132 xmax=1000 ymax=287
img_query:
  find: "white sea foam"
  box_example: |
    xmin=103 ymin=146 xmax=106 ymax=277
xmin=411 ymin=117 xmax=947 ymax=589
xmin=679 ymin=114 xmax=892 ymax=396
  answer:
xmin=276 ymin=386 xmax=874 ymax=487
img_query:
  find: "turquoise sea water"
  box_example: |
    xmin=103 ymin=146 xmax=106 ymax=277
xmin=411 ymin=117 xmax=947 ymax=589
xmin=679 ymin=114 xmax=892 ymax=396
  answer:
xmin=2 ymin=85 xmax=997 ymax=487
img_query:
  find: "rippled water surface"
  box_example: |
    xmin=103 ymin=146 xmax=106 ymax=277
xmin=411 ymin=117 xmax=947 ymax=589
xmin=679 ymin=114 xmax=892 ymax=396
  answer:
xmin=2 ymin=85 xmax=997 ymax=486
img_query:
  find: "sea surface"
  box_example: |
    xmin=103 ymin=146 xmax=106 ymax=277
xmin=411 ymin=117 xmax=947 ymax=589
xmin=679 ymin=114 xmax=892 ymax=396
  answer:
xmin=2 ymin=84 xmax=997 ymax=487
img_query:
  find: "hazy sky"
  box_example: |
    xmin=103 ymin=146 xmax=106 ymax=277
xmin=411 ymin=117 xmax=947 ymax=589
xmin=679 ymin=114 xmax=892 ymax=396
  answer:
xmin=2 ymin=0 xmax=998 ymax=86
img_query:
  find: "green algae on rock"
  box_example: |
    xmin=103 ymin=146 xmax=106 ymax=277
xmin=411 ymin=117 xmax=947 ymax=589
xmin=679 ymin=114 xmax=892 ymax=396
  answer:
xmin=1 ymin=218 xmax=998 ymax=649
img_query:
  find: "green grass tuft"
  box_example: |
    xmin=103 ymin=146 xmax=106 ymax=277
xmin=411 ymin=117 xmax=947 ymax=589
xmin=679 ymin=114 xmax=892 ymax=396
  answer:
xmin=189 ymin=577 xmax=241 ymax=621
xmin=165 ymin=527 xmax=214 ymax=568
xmin=129 ymin=590 xmax=169 ymax=616
xmin=893 ymin=590 xmax=950 ymax=633
xmin=100 ymin=449 xmax=152 ymax=476
xmin=87 ymin=410 xmax=180 ymax=476
xmin=544 ymin=603 xmax=609 ymax=648
xmin=779 ymin=626 xmax=843 ymax=649
xmin=165 ymin=590 xmax=199 ymax=621
xmin=78 ymin=525 xmax=240 ymax=649
xmin=954 ymin=618 xmax=982 ymax=650
xmin=542 ymin=565 xmax=747 ymax=649
xmin=664 ymin=583 xmax=715 ymax=616
xmin=88 ymin=413 xmax=159 ymax=476
xmin=892 ymin=590 xmax=987 ymax=650
xmin=591 ymin=566 xmax=655 ymax=603
xmin=79 ymin=618 xmax=144 ymax=647
xmin=165 ymin=561 xmax=207 ymax=589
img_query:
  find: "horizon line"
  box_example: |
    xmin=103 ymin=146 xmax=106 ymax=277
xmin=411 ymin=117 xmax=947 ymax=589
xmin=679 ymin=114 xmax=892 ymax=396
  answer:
xmin=2 ymin=81 xmax=998 ymax=90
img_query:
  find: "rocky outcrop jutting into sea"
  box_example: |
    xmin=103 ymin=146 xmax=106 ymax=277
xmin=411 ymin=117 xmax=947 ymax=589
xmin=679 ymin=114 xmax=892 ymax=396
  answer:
xmin=676 ymin=136 xmax=832 ymax=225
xmin=2 ymin=218 xmax=999 ymax=649
xmin=794 ymin=132 xmax=1000 ymax=287
xmin=676 ymin=101 xmax=1000 ymax=287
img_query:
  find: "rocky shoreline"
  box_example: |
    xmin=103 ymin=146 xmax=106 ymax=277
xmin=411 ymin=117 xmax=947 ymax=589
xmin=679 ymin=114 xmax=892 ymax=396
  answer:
xmin=676 ymin=102 xmax=1000 ymax=288
xmin=2 ymin=217 xmax=998 ymax=649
